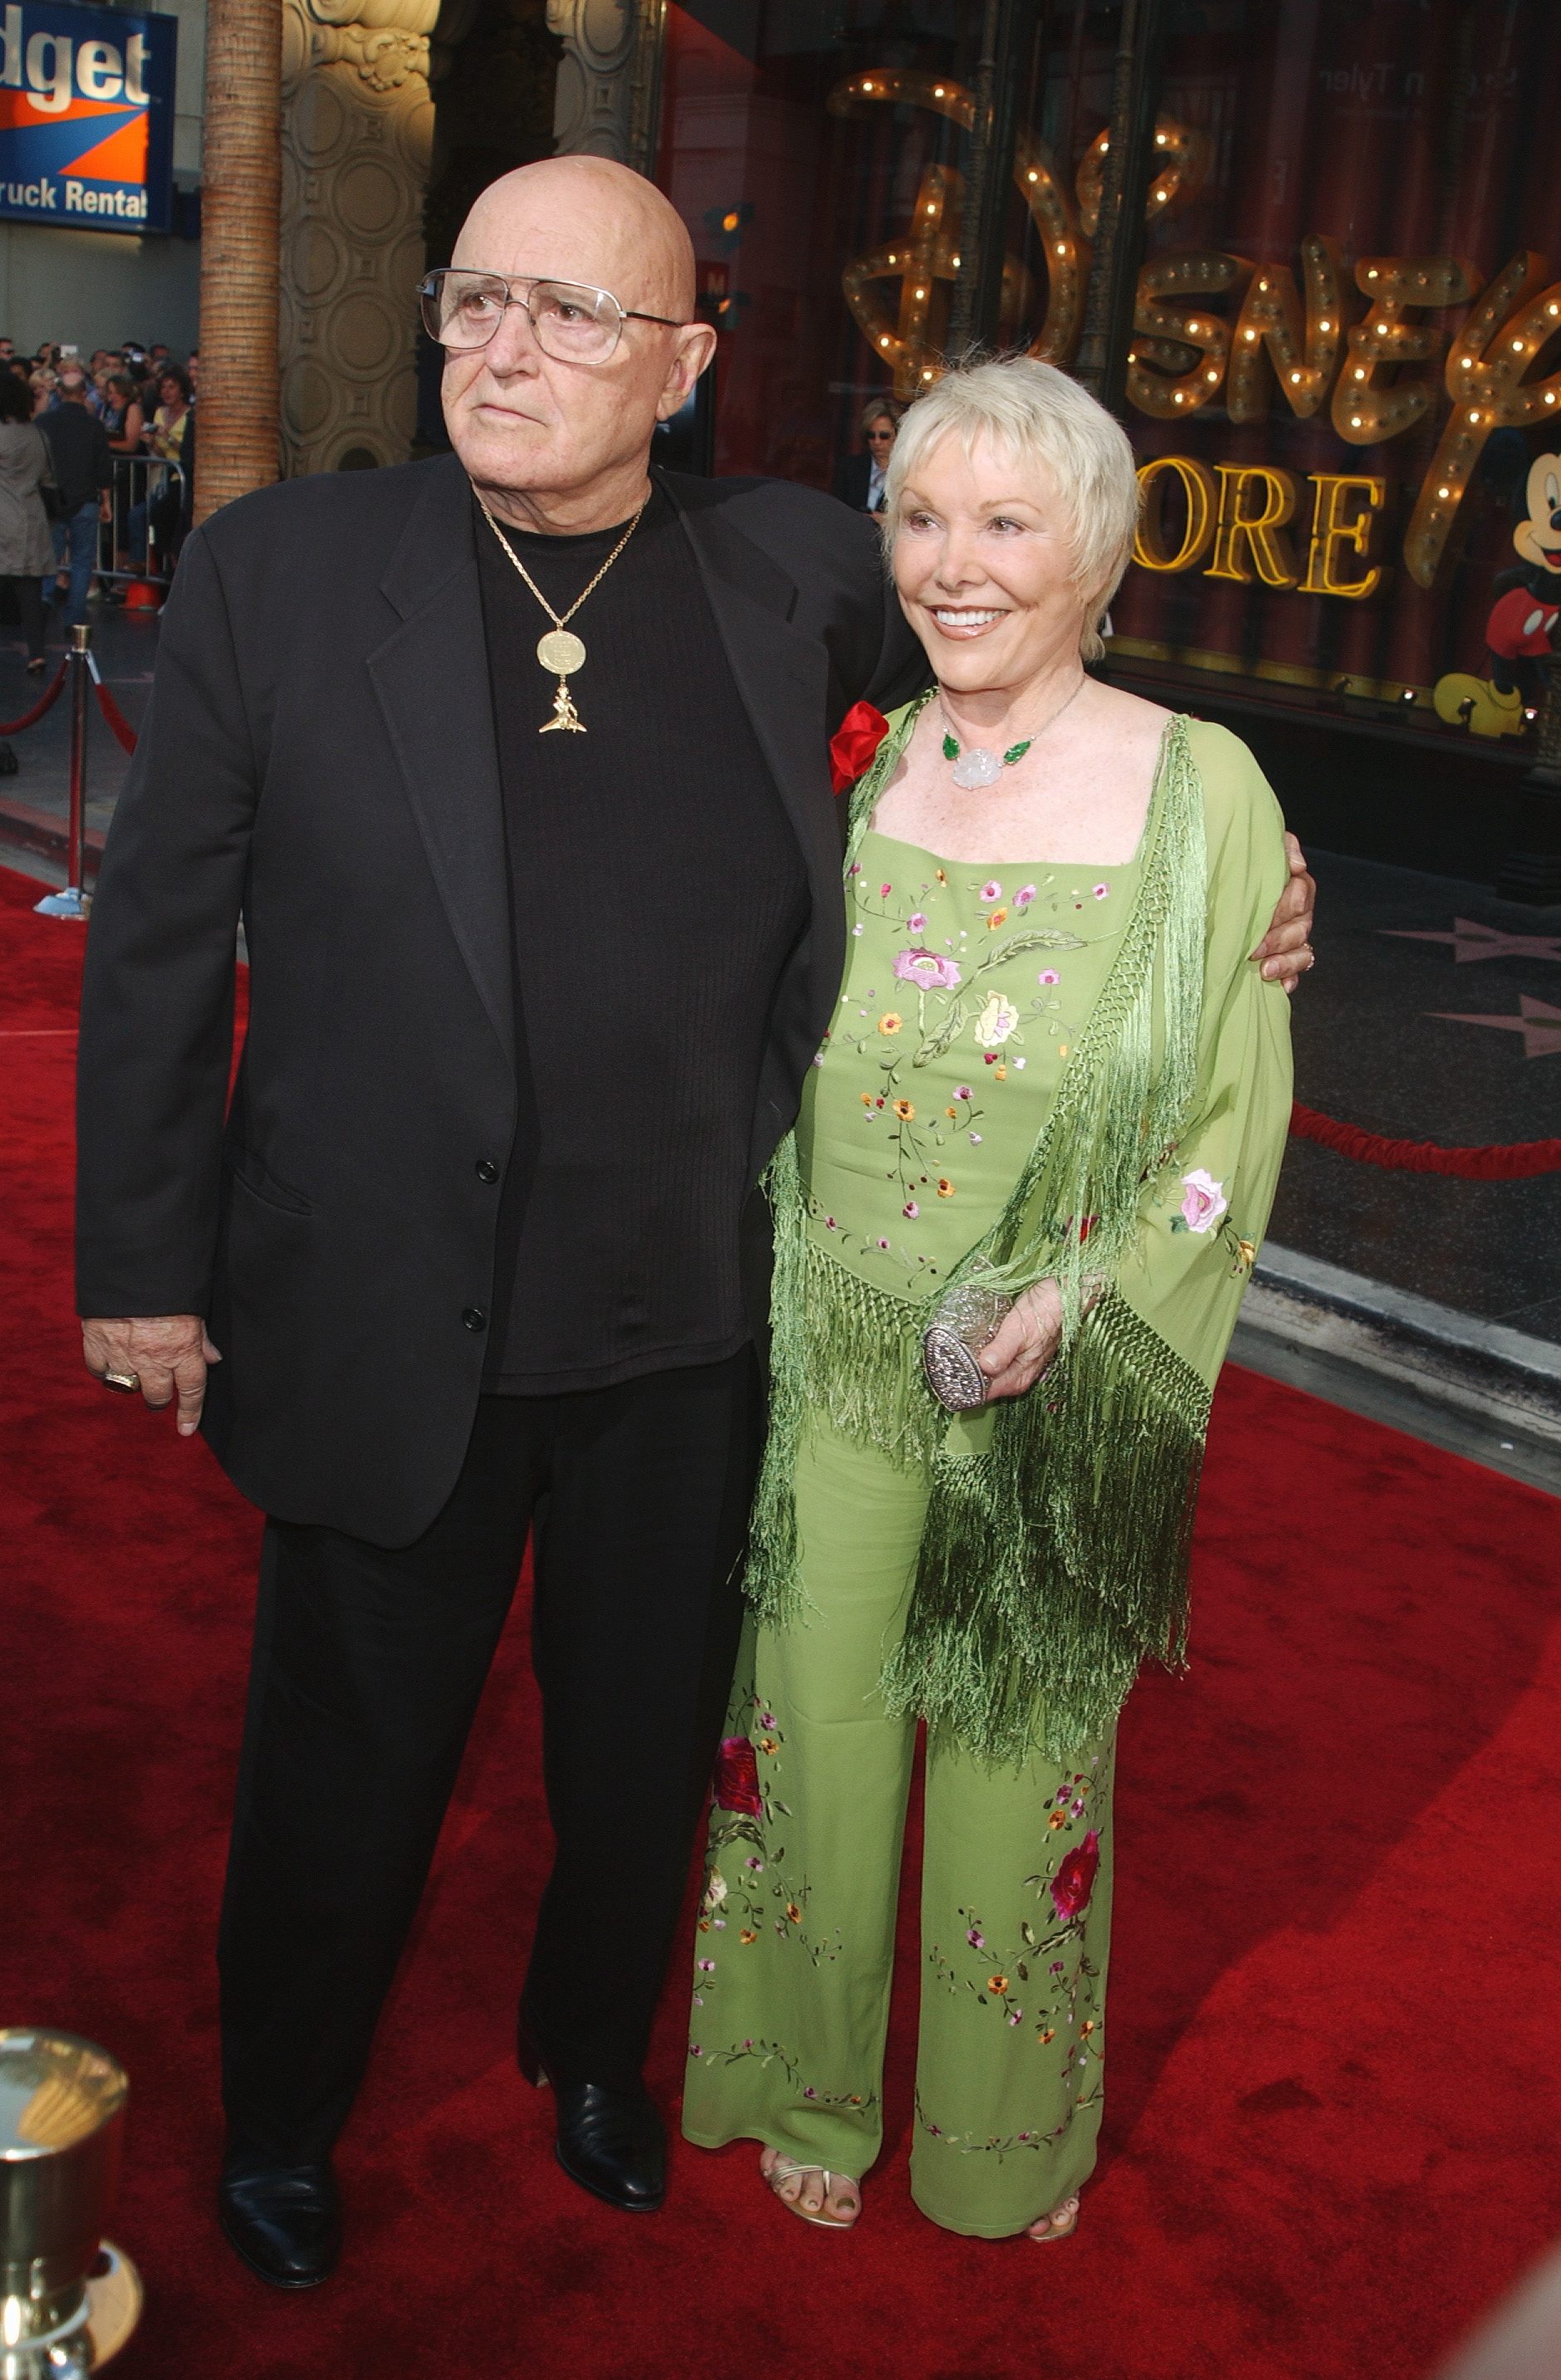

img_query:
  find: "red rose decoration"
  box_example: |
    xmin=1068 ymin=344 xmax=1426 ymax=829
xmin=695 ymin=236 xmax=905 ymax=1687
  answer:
xmin=829 ymin=700 xmax=890 ymax=795
xmin=1050 ymin=1829 xmax=1100 ymax=1921
xmin=714 ymin=1736 xmax=764 ymax=1817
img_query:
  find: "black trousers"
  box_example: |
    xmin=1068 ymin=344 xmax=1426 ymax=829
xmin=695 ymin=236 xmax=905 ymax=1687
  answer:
xmin=218 ymin=1350 xmax=761 ymax=2163
xmin=2 ymin=575 xmax=46 ymax=662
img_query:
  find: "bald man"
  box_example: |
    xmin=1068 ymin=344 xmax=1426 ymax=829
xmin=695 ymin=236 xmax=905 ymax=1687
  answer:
xmin=75 ymin=159 xmax=1316 ymax=2286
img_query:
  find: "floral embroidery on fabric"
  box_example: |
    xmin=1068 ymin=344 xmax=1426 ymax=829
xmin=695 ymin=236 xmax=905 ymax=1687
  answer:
xmin=1174 ymin=1168 xmax=1229 ymax=1232
xmin=918 ymin=1758 xmax=1109 ymax=2154
xmin=713 ymin=1736 xmax=763 ymax=1818
xmin=1048 ymin=1829 xmax=1099 ymax=1920
xmin=972 ymin=993 xmax=1020 ymax=1048
xmin=893 ymin=948 xmax=962 ymax=990
xmin=801 ymin=837 xmax=1131 ymax=1287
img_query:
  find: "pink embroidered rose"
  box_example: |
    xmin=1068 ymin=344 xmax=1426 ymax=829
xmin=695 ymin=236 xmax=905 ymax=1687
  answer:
xmin=1179 ymin=1168 xmax=1229 ymax=1232
xmin=893 ymin=947 xmax=963 ymax=990
xmin=1050 ymin=1829 xmax=1100 ymax=1921
xmin=1092 ymin=882 xmax=1108 ymax=899
xmin=979 ymin=879 xmax=1002 ymax=903
xmin=1038 ymin=968 xmax=1060 ymax=987
xmin=713 ymin=1736 xmax=763 ymax=1817
xmin=908 ymin=911 xmax=927 ymax=932
xmin=1015 ymin=885 xmax=1036 ymax=908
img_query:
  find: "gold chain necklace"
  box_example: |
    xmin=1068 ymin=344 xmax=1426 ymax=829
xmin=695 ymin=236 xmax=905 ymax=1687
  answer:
xmin=477 ymin=487 xmax=649 ymax=736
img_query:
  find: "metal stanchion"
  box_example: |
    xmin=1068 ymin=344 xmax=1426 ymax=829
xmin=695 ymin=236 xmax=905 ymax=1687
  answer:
xmin=34 ymin=626 xmax=93 ymax=923
xmin=0 ymin=2030 xmax=141 ymax=2378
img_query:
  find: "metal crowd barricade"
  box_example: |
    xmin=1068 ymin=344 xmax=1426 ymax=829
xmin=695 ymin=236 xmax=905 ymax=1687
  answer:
xmin=96 ymin=453 xmax=187 ymax=591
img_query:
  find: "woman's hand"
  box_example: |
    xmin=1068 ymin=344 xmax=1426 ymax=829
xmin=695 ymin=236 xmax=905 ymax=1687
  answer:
xmin=976 ymin=1278 xmax=1064 ymax=1402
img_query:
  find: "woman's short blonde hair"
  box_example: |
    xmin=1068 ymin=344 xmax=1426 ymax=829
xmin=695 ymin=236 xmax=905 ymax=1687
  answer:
xmin=881 ymin=355 xmax=1141 ymax=661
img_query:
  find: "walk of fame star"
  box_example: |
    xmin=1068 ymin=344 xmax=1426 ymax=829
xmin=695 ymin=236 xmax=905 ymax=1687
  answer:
xmin=1383 ymin=917 xmax=1561 ymax=962
xmin=1430 ymin=995 xmax=1561 ymax=1057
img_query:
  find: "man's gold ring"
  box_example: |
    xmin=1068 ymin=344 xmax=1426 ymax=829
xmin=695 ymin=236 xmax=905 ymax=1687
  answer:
xmin=102 ymin=1370 xmax=140 ymax=1393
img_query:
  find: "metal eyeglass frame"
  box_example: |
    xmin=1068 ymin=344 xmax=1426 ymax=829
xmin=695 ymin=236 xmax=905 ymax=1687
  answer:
xmin=418 ymin=268 xmax=685 ymax=361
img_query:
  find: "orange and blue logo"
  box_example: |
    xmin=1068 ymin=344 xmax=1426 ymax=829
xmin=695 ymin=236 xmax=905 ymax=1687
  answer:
xmin=0 ymin=2 xmax=175 ymax=234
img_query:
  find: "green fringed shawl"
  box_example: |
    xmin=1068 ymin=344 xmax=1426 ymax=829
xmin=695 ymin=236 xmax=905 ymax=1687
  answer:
xmin=746 ymin=699 xmax=1215 ymax=1766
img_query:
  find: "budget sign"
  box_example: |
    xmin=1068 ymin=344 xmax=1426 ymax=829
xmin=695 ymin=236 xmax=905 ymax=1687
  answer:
xmin=0 ymin=2 xmax=175 ymax=235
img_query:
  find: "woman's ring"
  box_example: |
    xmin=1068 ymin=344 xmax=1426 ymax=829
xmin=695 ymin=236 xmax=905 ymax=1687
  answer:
xmin=102 ymin=1370 xmax=140 ymax=1393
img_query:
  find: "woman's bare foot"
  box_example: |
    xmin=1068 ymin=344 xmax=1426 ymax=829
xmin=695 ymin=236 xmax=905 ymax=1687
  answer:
xmin=1025 ymin=2193 xmax=1080 ymax=2243
xmin=760 ymin=2144 xmax=862 ymax=2230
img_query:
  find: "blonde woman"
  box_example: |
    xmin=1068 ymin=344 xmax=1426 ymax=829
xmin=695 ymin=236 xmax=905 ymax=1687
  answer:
xmin=682 ymin=358 xmax=1294 ymax=2241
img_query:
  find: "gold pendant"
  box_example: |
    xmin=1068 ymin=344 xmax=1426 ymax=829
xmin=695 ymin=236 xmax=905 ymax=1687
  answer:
xmin=541 ymin=676 xmax=587 ymax=734
xmin=536 ymin=629 xmax=587 ymax=733
xmin=537 ymin=629 xmax=586 ymax=675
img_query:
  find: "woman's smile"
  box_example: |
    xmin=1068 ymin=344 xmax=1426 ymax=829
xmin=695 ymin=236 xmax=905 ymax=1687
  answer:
xmin=927 ymin=605 xmax=1009 ymax=636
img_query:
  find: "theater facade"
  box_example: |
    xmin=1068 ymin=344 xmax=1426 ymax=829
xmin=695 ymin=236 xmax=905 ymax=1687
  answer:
xmin=628 ymin=0 xmax=1561 ymax=895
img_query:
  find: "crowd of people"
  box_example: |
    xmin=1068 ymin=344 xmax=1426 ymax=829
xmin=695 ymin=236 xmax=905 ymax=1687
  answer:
xmin=0 ymin=334 xmax=195 ymax=664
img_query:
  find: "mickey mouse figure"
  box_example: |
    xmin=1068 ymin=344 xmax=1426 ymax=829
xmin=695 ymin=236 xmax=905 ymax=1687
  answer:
xmin=1433 ymin=450 xmax=1561 ymax=737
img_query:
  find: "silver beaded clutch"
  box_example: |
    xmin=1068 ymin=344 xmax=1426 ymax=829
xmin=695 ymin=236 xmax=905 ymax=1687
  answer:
xmin=921 ymin=1278 xmax=1013 ymax=1413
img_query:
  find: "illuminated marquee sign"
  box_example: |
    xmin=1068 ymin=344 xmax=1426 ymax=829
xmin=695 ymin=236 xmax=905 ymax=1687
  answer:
xmin=834 ymin=73 xmax=1561 ymax=597
xmin=0 ymin=2 xmax=175 ymax=237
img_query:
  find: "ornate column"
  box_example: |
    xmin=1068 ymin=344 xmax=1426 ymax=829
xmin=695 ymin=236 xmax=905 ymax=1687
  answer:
xmin=547 ymin=0 xmax=663 ymax=173
xmin=279 ymin=0 xmax=438 ymax=475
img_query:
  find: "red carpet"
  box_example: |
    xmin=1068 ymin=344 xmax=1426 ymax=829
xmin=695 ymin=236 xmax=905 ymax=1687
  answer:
xmin=2 ymin=859 xmax=1559 ymax=2380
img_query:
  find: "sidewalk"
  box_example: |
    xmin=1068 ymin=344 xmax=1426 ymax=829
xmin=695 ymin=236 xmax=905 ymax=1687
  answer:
xmin=6 ymin=616 xmax=1556 ymax=1491
xmin=1230 ymin=845 xmax=1560 ymax=1491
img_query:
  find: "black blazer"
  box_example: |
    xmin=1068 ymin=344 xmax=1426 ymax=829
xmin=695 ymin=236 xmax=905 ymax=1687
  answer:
xmin=75 ymin=453 xmax=926 ymax=1545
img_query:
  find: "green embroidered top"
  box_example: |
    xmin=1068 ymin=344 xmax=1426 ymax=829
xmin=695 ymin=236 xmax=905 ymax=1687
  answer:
xmin=798 ymin=834 xmax=1139 ymax=1300
xmin=747 ymin=696 xmax=1295 ymax=1765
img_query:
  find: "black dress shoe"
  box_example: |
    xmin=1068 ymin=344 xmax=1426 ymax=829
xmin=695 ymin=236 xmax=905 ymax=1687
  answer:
xmin=218 ymin=2138 xmax=341 ymax=2288
xmin=551 ymin=2079 xmax=666 ymax=2212
xmin=517 ymin=2019 xmax=665 ymax=2212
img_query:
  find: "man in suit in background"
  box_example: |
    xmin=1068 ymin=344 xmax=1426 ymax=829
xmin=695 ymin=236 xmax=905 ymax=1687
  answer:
xmin=76 ymin=155 xmax=1316 ymax=2291
xmin=834 ymin=395 xmax=905 ymax=512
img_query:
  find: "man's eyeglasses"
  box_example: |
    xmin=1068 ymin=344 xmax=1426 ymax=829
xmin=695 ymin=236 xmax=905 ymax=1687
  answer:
xmin=418 ymin=269 xmax=684 ymax=365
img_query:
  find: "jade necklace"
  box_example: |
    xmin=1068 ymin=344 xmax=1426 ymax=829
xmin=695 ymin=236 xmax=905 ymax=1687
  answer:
xmin=937 ymin=672 xmax=1087 ymax=790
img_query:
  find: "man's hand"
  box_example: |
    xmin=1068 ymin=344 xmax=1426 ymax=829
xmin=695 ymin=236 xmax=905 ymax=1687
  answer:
xmin=1250 ymin=831 xmax=1316 ymax=992
xmin=81 ymin=1315 xmax=221 ymax=1437
xmin=977 ymin=1280 xmax=1064 ymax=1403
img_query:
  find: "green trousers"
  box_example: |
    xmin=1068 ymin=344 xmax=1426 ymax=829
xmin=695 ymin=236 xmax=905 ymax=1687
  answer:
xmin=680 ymin=1417 xmax=1116 ymax=2238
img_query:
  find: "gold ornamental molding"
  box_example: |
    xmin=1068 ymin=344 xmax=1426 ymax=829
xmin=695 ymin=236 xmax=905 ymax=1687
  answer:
xmin=278 ymin=0 xmax=437 ymax=475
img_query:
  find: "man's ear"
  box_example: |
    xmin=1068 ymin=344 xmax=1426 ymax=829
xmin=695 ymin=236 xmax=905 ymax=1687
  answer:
xmin=658 ymin=323 xmax=717 ymax=419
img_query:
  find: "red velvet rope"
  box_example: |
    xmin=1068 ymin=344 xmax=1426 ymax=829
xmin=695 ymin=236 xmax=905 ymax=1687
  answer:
xmin=1290 ymin=1101 xmax=1561 ymax=1179
xmin=0 ymin=658 xmax=68 ymax=737
xmin=92 ymin=678 xmax=138 ymax=756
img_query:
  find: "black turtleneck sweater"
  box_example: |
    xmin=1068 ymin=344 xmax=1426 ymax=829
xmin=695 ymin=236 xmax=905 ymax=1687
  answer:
xmin=474 ymin=477 xmax=809 ymax=1396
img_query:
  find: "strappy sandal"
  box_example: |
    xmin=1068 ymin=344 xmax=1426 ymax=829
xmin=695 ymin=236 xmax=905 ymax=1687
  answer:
xmin=761 ymin=2147 xmax=861 ymax=2231
xmin=1025 ymin=2193 xmax=1080 ymax=2244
